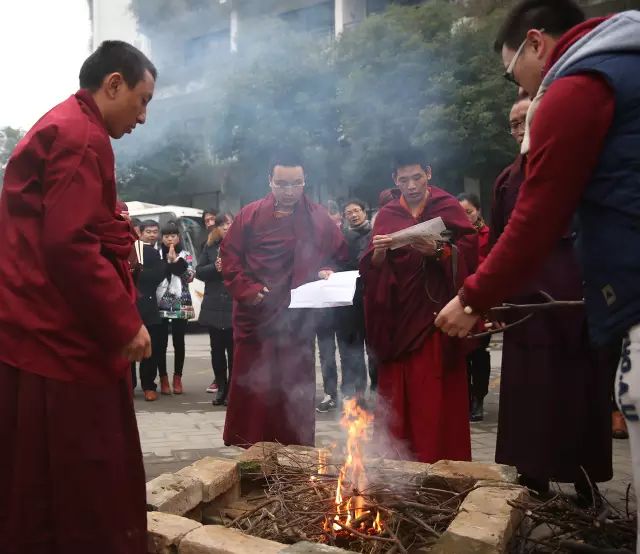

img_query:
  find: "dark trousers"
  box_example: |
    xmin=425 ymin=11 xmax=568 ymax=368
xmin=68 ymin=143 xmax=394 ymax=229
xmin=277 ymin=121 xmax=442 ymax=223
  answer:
xmin=317 ymin=323 xmax=338 ymax=399
xmin=157 ymin=319 xmax=188 ymax=377
xmin=140 ymin=324 xmax=165 ymax=391
xmin=209 ymin=326 xmax=234 ymax=392
xmin=336 ymin=325 xmax=368 ymax=397
xmin=466 ymin=336 xmax=491 ymax=402
xmin=368 ymin=346 xmax=378 ymax=392
xmin=131 ymin=362 xmax=138 ymax=389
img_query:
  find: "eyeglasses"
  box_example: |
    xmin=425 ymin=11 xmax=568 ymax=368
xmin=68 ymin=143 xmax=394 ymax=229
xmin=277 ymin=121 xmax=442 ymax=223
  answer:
xmin=509 ymin=119 xmax=526 ymax=134
xmin=271 ymin=180 xmax=305 ymax=190
xmin=344 ymin=207 xmax=364 ymax=217
xmin=503 ymin=29 xmax=544 ymax=85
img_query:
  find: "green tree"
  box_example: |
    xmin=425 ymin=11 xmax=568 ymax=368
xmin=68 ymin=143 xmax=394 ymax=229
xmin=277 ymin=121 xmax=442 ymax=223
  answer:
xmin=334 ymin=2 xmax=515 ymax=203
xmin=0 ymin=127 xmax=25 ymax=186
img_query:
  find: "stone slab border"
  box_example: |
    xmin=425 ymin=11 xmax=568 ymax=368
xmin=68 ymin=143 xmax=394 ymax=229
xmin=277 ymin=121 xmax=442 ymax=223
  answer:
xmin=145 ymin=444 xmax=527 ymax=554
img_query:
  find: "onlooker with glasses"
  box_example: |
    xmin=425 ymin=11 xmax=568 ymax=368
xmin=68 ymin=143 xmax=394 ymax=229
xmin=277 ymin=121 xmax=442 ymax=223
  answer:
xmin=339 ymin=200 xmax=375 ymax=397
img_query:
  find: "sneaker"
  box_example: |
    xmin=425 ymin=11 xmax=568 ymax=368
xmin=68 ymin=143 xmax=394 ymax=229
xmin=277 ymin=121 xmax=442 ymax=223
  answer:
xmin=206 ymin=382 xmax=218 ymax=393
xmin=316 ymin=395 xmax=337 ymax=413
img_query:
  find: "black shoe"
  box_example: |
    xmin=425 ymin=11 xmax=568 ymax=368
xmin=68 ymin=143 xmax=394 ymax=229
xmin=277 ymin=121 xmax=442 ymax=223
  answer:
xmin=518 ymin=474 xmax=550 ymax=497
xmin=316 ymin=395 xmax=337 ymax=413
xmin=212 ymin=388 xmax=226 ymax=406
xmin=470 ymin=397 xmax=484 ymax=422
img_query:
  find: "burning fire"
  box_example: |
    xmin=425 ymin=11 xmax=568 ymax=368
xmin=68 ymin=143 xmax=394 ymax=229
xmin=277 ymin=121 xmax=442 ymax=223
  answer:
xmin=324 ymin=398 xmax=383 ymax=536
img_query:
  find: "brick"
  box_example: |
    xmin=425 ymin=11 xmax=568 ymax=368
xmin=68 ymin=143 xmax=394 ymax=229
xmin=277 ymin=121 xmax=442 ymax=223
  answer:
xmin=427 ymin=460 xmax=517 ymax=492
xmin=430 ymin=485 xmax=528 ymax=554
xmin=177 ymin=457 xmax=240 ymax=502
xmin=237 ymin=442 xmax=280 ymax=475
xmin=178 ymin=525 xmax=284 ymax=554
xmin=367 ymin=458 xmax=430 ymax=483
xmin=201 ymin=481 xmax=242 ymax=524
xmin=147 ymin=511 xmax=202 ymax=554
xmin=147 ymin=473 xmax=203 ymax=516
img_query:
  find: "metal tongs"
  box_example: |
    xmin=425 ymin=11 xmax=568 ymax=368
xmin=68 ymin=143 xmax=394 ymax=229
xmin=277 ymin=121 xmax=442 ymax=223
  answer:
xmin=467 ymin=290 xmax=585 ymax=339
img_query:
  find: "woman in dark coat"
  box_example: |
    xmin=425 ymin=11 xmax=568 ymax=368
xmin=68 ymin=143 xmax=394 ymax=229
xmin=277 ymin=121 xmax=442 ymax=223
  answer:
xmin=196 ymin=213 xmax=234 ymax=405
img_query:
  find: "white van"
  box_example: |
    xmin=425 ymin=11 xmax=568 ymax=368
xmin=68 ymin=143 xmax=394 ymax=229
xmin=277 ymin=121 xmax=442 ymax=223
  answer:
xmin=128 ymin=202 xmax=208 ymax=321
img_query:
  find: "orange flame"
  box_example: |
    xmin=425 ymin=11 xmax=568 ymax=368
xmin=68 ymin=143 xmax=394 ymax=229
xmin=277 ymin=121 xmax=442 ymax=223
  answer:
xmin=374 ymin=510 xmax=383 ymax=533
xmin=330 ymin=398 xmax=380 ymax=535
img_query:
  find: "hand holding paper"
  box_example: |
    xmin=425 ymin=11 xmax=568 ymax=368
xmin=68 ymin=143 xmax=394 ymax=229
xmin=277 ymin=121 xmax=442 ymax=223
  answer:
xmin=387 ymin=216 xmax=446 ymax=250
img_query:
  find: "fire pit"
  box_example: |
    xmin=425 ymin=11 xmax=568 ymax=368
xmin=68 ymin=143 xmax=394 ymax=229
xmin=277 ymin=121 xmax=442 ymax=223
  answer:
xmin=146 ymin=401 xmax=526 ymax=554
xmin=221 ymin=400 xmax=468 ymax=552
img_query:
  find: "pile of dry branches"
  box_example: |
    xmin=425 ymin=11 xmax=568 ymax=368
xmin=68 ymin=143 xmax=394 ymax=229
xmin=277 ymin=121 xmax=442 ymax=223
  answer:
xmin=226 ymin=449 xmax=465 ymax=553
xmin=510 ymin=487 xmax=636 ymax=553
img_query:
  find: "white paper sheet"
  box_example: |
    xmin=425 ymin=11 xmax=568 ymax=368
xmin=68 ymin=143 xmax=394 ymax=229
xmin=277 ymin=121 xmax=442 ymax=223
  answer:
xmin=289 ymin=270 xmax=360 ymax=309
xmin=388 ymin=216 xmax=446 ymax=250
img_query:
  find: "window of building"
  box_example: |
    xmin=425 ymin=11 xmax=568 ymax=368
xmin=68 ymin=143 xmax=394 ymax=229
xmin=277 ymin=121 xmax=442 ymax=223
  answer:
xmin=367 ymin=0 xmax=390 ymax=14
xmin=279 ymin=1 xmax=334 ymax=35
xmin=184 ymin=29 xmax=230 ymax=62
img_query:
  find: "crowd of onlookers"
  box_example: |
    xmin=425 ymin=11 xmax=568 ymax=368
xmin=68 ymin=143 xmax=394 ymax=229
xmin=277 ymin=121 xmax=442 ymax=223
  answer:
xmin=129 ymin=209 xmax=234 ymax=404
xmin=129 ymin=200 xmax=383 ymax=410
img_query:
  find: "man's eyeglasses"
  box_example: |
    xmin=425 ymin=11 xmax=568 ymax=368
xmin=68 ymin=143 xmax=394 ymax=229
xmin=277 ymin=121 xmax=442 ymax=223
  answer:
xmin=503 ymin=29 xmax=545 ymax=85
xmin=509 ymin=119 xmax=526 ymax=134
xmin=271 ymin=180 xmax=305 ymax=190
xmin=345 ymin=207 xmax=364 ymax=217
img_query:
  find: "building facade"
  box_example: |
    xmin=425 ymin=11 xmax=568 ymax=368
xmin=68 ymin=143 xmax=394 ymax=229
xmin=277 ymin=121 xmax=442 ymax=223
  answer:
xmin=87 ymin=0 xmax=150 ymax=53
xmin=122 ymin=0 xmax=639 ymax=211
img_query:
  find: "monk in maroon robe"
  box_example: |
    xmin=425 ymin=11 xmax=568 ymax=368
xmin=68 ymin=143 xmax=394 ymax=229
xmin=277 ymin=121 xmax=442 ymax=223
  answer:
xmin=221 ymin=153 xmax=347 ymax=448
xmin=360 ymin=151 xmax=477 ymax=463
xmin=489 ymin=97 xmax=612 ymax=495
xmin=0 ymin=42 xmax=156 ymax=554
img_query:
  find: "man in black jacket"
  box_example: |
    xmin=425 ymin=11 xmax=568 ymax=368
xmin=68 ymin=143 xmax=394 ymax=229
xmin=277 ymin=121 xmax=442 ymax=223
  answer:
xmin=135 ymin=220 xmax=166 ymax=401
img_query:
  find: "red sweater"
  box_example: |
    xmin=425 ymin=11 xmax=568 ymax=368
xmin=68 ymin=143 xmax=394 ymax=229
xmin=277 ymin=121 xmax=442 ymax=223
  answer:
xmin=463 ymin=20 xmax=615 ymax=312
xmin=0 ymin=91 xmax=142 ymax=384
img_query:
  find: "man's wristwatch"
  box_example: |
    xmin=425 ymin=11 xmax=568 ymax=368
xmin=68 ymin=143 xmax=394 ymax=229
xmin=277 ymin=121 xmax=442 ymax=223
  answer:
xmin=434 ymin=242 xmax=445 ymax=261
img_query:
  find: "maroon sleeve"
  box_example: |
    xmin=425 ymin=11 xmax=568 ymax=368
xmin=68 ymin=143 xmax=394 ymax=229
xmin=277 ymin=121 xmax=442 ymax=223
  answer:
xmin=42 ymin=146 xmax=142 ymax=352
xmin=463 ymin=74 xmax=615 ymax=311
xmin=220 ymin=208 xmax=264 ymax=303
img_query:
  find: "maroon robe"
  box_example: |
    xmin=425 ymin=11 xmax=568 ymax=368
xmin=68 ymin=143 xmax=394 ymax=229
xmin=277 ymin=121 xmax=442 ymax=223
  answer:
xmin=360 ymin=186 xmax=477 ymax=463
xmin=491 ymin=155 xmax=612 ymax=483
xmin=0 ymin=90 xmax=146 ymax=554
xmin=221 ymin=193 xmax=347 ymax=447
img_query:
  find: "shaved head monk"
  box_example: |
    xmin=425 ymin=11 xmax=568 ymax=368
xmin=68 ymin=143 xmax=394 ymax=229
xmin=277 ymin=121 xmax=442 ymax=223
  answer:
xmin=0 ymin=41 xmax=156 ymax=554
xmin=221 ymin=151 xmax=347 ymax=448
xmin=360 ymin=149 xmax=478 ymax=463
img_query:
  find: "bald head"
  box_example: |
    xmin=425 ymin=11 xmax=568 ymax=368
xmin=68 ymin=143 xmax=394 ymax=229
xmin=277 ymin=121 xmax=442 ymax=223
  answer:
xmin=509 ymin=98 xmax=531 ymax=146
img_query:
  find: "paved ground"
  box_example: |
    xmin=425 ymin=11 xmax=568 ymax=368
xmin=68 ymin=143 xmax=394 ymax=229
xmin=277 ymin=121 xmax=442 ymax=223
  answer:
xmin=136 ymin=332 xmax=635 ymax=508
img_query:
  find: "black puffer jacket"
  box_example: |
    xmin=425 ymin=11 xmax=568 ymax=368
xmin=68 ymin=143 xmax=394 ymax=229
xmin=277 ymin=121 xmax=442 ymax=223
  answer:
xmin=136 ymin=244 xmax=166 ymax=327
xmin=195 ymin=240 xmax=233 ymax=329
xmin=343 ymin=220 xmax=372 ymax=270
